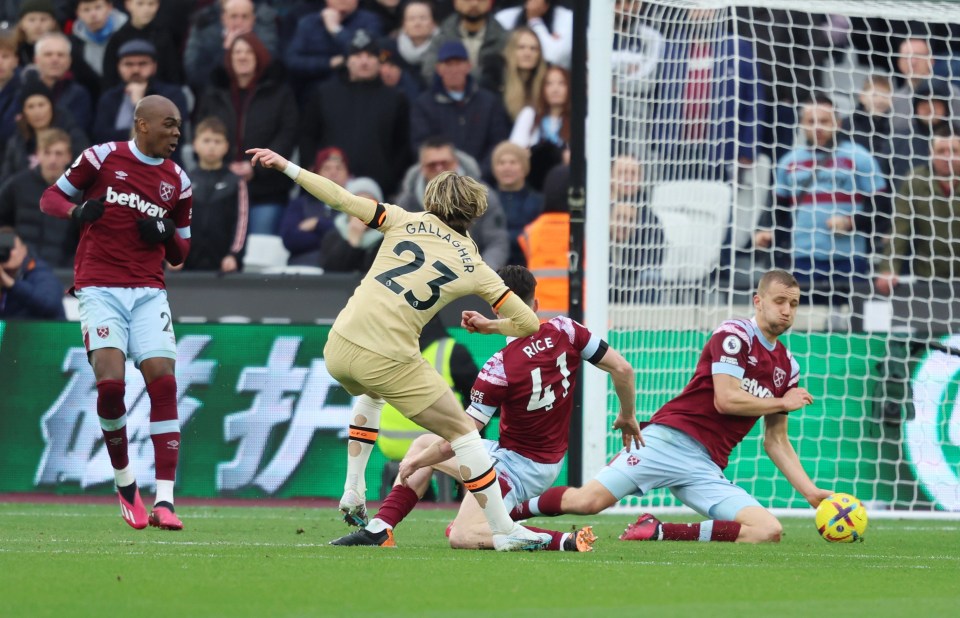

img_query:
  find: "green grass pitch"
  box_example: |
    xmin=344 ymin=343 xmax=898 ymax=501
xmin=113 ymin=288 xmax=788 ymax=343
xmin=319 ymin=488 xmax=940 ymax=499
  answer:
xmin=1 ymin=502 xmax=958 ymax=617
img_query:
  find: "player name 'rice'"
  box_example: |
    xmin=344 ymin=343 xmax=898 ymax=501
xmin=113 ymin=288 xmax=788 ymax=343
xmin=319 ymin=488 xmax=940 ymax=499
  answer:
xmin=105 ymin=186 xmax=169 ymax=218
xmin=404 ymin=220 xmax=475 ymax=271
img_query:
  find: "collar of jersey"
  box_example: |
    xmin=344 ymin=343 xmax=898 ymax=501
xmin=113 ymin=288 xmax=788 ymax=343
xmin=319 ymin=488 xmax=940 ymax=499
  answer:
xmin=128 ymin=140 xmax=165 ymax=166
xmin=751 ymin=317 xmax=777 ymax=352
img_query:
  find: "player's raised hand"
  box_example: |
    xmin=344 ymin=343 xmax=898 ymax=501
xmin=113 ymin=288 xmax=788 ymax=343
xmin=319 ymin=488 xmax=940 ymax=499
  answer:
xmin=246 ymin=148 xmax=289 ymax=172
xmin=782 ymin=387 xmax=814 ymax=412
xmin=613 ymin=413 xmax=644 ymax=451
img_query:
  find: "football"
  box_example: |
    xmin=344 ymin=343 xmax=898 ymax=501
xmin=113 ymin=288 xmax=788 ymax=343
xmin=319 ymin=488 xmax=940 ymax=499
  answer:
xmin=815 ymin=493 xmax=868 ymax=542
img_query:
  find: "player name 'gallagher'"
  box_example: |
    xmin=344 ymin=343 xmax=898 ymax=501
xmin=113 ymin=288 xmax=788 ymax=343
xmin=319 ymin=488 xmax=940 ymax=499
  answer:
xmin=405 ymin=221 xmax=475 ymax=272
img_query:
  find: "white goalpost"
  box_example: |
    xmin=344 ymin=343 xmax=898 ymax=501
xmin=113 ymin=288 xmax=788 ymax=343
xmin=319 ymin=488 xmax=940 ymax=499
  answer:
xmin=583 ymin=0 xmax=960 ymax=516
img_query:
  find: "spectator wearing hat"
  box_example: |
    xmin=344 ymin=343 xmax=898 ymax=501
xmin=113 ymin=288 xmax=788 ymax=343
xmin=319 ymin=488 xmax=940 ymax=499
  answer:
xmin=197 ymin=32 xmax=298 ymax=235
xmin=419 ymin=0 xmax=508 ymax=93
xmin=299 ymin=29 xmax=411 ymax=198
xmin=411 ymin=39 xmax=510 ymax=178
xmin=280 ymin=147 xmax=349 ymax=267
xmin=90 ymin=39 xmax=188 ymax=153
xmin=0 ymin=29 xmax=22 ymax=160
xmin=70 ymin=0 xmax=129 ymax=78
xmin=183 ymin=0 xmax=279 ymax=99
xmin=378 ymin=37 xmax=421 ymax=104
xmin=26 ymin=32 xmax=94 ymax=132
xmin=284 ymin=0 xmax=382 ymax=94
xmin=319 ymin=176 xmax=385 ymax=274
xmin=1 ymin=75 xmax=87 ymax=179
xmin=101 ymin=0 xmax=184 ymax=89
xmin=14 ymin=0 xmax=60 ymax=68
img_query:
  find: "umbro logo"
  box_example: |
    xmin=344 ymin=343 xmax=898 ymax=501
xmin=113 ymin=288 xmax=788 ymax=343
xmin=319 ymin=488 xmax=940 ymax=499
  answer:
xmin=748 ymin=356 xmax=758 ymax=366
xmin=115 ymin=170 xmax=128 ymax=180
xmin=108 ymin=437 xmax=124 ymax=445
xmin=167 ymin=440 xmax=180 ymax=450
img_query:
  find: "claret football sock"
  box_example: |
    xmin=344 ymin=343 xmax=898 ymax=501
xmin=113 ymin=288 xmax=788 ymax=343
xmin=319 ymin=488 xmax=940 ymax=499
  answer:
xmin=374 ymin=484 xmax=419 ymax=529
xmin=97 ymin=379 xmax=129 ymax=470
xmin=511 ymin=486 xmax=570 ymax=520
xmin=147 ymin=375 xmax=180 ymax=483
xmin=660 ymin=520 xmax=741 ymax=542
xmin=344 ymin=395 xmax=385 ymax=495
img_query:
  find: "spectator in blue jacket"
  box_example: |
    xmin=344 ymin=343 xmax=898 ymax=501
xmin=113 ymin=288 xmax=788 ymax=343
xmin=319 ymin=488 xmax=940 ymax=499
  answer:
xmin=763 ymin=94 xmax=885 ymax=304
xmin=0 ymin=227 xmax=65 ymax=320
xmin=279 ymin=147 xmax=345 ymax=266
xmin=283 ymin=0 xmax=382 ymax=96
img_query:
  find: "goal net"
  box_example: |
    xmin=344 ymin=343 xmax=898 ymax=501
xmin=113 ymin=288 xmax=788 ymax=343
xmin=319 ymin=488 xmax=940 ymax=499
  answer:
xmin=583 ymin=0 xmax=960 ymax=514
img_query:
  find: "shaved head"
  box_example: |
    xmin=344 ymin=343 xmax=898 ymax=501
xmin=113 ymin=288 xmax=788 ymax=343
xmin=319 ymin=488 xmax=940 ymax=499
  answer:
xmin=133 ymin=95 xmax=182 ymax=159
xmin=134 ymin=94 xmax=179 ymax=123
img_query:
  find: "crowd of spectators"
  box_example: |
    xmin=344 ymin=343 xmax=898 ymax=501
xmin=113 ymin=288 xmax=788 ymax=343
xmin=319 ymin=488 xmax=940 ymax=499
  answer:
xmin=0 ymin=1 xmax=958 ymax=318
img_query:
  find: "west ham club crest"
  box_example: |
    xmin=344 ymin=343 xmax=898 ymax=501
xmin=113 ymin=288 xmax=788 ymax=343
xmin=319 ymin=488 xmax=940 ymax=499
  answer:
xmin=773 ymin=367 xmax=786 ymax=388
xmin=159 ymin=181 xmax=175 ymax=202
xmin=97 ymin=326 xmax=110 ymax=339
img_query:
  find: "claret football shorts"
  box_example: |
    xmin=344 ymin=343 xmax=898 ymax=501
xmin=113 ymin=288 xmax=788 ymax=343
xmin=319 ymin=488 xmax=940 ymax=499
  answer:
xmin=77 ymin=287 xmax=177 ymax=366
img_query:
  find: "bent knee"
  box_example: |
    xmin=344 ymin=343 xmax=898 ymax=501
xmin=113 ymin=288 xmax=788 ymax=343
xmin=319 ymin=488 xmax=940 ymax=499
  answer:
xmin=742 ymin=520 xmax=783 ymax=543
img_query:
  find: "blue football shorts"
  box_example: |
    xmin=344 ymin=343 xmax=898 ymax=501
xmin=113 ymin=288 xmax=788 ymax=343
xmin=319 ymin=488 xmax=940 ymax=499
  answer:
xmin=484 ymin=440 xmax=564 ymax=511
xmin=595 ymin=423 xmax=761 ymax=521
xmin=77 ymin=287 xmax=177 ymax=366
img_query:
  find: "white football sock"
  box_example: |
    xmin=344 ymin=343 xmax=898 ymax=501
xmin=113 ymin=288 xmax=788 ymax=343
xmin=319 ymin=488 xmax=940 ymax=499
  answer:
xmin=449 ymin=430 xmax=513 ymax=536
xmin=155 ymin=480 xmax=175 ymax=506
xmin=344 ymin=395 xmax=385 ymax=495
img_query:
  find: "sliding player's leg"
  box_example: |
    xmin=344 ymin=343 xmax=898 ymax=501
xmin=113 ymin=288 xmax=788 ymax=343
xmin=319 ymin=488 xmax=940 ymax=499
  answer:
xmin=410 ymin=390 xmax=548 ymax=552
xmin=449 ymin=490 xmax=596 ymax=552
xmin=330 ymin=435 xmax=448 ymax=547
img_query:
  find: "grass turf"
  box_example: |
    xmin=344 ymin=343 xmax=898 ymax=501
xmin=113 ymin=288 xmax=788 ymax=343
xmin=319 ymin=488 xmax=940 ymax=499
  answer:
xmin=1 ymin=502 xmax=958 ymax=617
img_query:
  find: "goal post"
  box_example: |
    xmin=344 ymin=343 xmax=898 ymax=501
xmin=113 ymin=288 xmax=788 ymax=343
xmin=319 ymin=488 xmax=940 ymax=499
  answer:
xmin=583 ymin=0 xmax=960 ymax=515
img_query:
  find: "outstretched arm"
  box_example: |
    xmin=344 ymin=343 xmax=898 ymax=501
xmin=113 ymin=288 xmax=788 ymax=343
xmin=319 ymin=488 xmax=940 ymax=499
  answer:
xmin=461 ymin=293 xmax=539 ymax=338
xmin=763 ymin=413 xmax=832 ymax=507
xmin=595 ymin=346 xmax=643 ymax=450
xmin=247 ymin=148 xmax=377 ymax=224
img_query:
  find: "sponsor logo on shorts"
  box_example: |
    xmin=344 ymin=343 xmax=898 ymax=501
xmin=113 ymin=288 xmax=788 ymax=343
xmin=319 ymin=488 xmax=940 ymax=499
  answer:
xmin=96 ymin=326 xmax=110 ymax=339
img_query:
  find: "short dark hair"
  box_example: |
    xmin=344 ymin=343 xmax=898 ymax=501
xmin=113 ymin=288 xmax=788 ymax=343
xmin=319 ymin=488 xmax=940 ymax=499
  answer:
xmin=932 ymin=121 xmax=959 ymax=140
xmin=195 ymin=116 xmax=228 ymax=138
xmin=806 ymin=92 xmax=835 ymax=109
xmin=420 ymin=136 xmax=455 ymax=154
xmin=757 ymin=269 xmax=800 ymax=296
xmin=497 ymin=265 xmax=537 ymax=305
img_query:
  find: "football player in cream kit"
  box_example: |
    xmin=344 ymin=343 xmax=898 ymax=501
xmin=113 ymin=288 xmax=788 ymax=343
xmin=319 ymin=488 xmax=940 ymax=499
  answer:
xmin=40 ymin=95 xmax=192 ymax=531
xmin=247 ymin=146 xmax=550 ymax=551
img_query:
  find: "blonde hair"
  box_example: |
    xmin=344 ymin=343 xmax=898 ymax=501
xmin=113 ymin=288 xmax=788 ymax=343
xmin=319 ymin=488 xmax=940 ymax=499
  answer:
xmin=757 ymin=269 xmax=799 ymax=296
xmin=502 ymin=27 xmax=547 ymax=121
xmin=491 ymin=140 xmax=530 ymax=175
xmin=423 ymin=171 xmax=488 ymax=229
